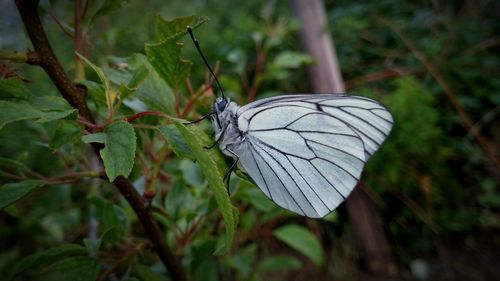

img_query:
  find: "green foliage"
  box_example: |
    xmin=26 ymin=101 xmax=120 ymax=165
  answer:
xmin=104 ymin=54 xmax=176 ymax=114
xmin=2 ymin=0 xmax=499 ymax=280
xmin=145 ymin=16 xmax=207 ymax=91
xmin=42 ymin=256 xmax=100 ymax=281
xmin=7 ymin=244 xmax=87 ymax=281
xmin=0 ymin=180 xmax=43 ymax=209
xmin=0 ymin=78 xmax=77 ymax=130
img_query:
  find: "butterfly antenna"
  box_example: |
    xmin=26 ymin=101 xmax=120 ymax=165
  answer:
xmin=187 ymin=26 xmax=226 ymax=99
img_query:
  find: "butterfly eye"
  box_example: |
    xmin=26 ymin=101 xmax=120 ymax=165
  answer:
xmin=216 ymin=99 xmax=227 ymax=112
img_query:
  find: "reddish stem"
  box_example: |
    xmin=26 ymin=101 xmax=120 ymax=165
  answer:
xmin=125 ymin=111 xmax=169 ymax=123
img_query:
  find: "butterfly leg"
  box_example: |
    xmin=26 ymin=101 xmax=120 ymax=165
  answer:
xmin=204 ymin=124 xmax=228 ymax=149
xmin=223 ymin=148 xmax=239 ymax=195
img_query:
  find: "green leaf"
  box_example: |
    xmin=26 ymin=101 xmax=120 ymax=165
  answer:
xmin=88 ymin=0 xmax=129 ymax=26
xmin=48 ymin=120 xmax=82 ymax=149
xmin=156 ymin=15 xmax=209 ymax=41
xmin=120 ymin=64 xmax=150 ymax=99
xmin=7 ymin=244 xmax=87 ymax=281
xmin=37 ymin=109 xmax=77 ymax=123
xmin=228 ymin=243 xmax=257 ymax=278
xmin=81 ymin=133 xmax=106 ymax=144
xmin=0 ymin=157 xmax=29 ymax=172
xmin=77 ymin=53 xmax=113 ymax=113
xmin=145 ymin=39 xmax=191 ymax=90
xmin=257 ymin=255 xmax=302 ymax=272
xmin=33 ymin=96 xmax=75 ymax=111
xmin=78 ymin=80 xmax=107 ymax=110
xmin=101 ymin=202 xmax=126 ymax=243
xmin=273 ymin=224 xmax=324 ymax=267
xmin=77 ymin=53 xmax=110 ymax=91
xmin=0 ymin=78 xmax=30 ymax=99
xmin=0 ymin=93 xmax=79 ymax=131
xmin=89 ymin=197 xmax=127 ymax=245
xmin=105 ymin=54 xmax=175 ymax=114
xmin=0 ymin=180 xmax=43 ymax=210
xmin=0 ymin=101 xmax=41 ymax=130
xmin=173 ymin=121 xmax=236 ymax=255
xmin=158 ymin=124 xmax=195 ymax=159
xmin=135 ymin=67 xmax=175 ymax=113
xmin=43 ymin=256 xmax=100 ymax=281
xmin=90 ymin=121 xmax=136 ymax=181
xmin=34 ymin=96 xmax=78 ymax=123
xmin=145 ymin=16 xmax=209 ymax=91
xmin=239 ymin=187 xmax=275 ymax=212
xmin=83 ymin=238 xmax=101 ymax=255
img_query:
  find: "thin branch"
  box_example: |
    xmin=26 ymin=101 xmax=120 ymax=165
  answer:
xmin=0 ymin=49 xmax=40 ymax=64
xmin=74 ymin=0 xmax=85 ymax=80
xmin=125 ymin=111 xmax=170 ymax=123
xmin=465 ymin=105 xmax=500 ymax=141
xmin=97 ymin=242 xmax=148 ymax=281
xmin=15 ymin=1 xmax=186 ymax=280
xmin=465 ymin=35 xmax=500 ymax=56
xmin=345 ymin=67 xmax=419 ymax=90
xmin=48 ymin=11 xmax=73 ymax=38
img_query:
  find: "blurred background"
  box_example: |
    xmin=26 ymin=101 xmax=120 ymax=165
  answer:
xmin=1 ymin=0 xmax=499 ymax=280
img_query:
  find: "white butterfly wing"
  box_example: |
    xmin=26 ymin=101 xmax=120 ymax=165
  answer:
xmin=234 ymin=94 xmax=393 ymax=218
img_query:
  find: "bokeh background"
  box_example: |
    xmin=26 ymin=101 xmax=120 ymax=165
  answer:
xmin=1 ymin=0 xmax=499 ymax=280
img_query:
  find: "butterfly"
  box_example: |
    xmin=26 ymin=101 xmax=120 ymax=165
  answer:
xmin=211 ymin=94 xmax=393 ymax=218
xmin=187 ymin=27 xmax=393 ymax=218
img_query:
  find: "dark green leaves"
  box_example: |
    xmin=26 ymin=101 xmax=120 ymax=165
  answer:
xmin=83 ymin=121 xmax=136 ymax=181
xmin=7 ymin=244 xmax=88 ymax=281
xmin=102 ymin=54 xmax=176 ymax=114
xmin=43 ymin=256 xmax=100 ymax=281
xmin=0 ymin=101 xmax=41 ymax=130
xmin=145 ymin=15 xmax=207 ymax=91
xmin=0 ymin=180 xmax=43 ymax=209
xmin=146 ymin=40 xmax=192 ymax=91
xmin=0 ymin=78 xmax=30 ymax=99
xmin=0 ymin=78 xmax=78 ymax=131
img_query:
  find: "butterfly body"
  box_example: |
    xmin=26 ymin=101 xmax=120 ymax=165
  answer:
xmin=211 ymin=94 xmax=393 ymax=218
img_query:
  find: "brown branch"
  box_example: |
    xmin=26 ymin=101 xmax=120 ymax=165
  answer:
xmin=16 ymin=0 xmax=93 ymax=123
xmin=15 ymin=1 xmax=186 ymax=280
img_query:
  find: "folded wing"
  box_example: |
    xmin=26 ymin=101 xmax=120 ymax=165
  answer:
xmin=235 ymin=94 xmax=393 ymax=217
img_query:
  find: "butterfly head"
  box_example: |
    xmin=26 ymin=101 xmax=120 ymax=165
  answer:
xmin=214 ymin=97 xmax=230 ymax=113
